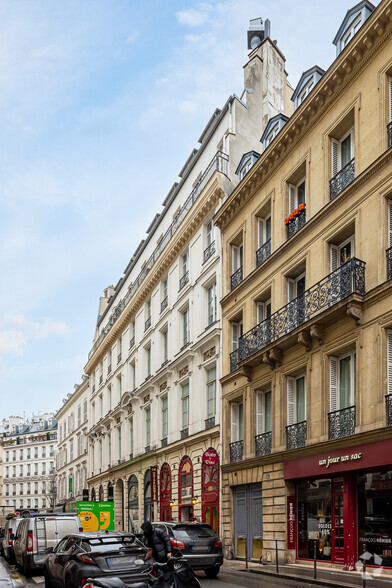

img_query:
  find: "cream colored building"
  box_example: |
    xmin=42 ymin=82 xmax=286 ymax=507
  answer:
xmin=84 ymin=19 xmax=293 ymax=533
xmin=214 ymin=0 xmax=392 ymax=571
xmin=56 ymin=376 xmax=89 ymax=505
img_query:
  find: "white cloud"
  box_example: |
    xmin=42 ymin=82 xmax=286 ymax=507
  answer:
xmin=0 ymin=314 xmax=69 ymax=356
xmin=176 ymin=7 xmax=210 ymax=27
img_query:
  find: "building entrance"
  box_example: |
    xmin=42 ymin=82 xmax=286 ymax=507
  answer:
xmin=233 ymin=484 xmax=262 ymax=560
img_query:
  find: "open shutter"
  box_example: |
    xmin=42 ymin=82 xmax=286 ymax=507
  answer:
xmin=232 ymin=246 xmax=238 ymax=272
xmin=330 ymin=356 xmax=338 ymax=412
xmin=231 ymin=403 xmax=239 ymax=442
xmin=389 ymin=76 xmax=392 ymax=123
xmin=287 ymin=377 xmax=296 ymax=425
xmin=287 ymin=278 xmax=295 ymax=302
xmin=388 ymin=200 xmax=392 ymax=248
xmin=331 ymin=138 xmax=339 ymax=176
xmin=232 ymin=323 xmax=238 ymax=351
xmin=256 ymin=391 xmax=264 ymax=435
xmin=288 ymin=184 xmax=295 ymax=213
xmin=258 ymin=218 xmax=265 ymax=248
xmin=387 ymin=331 xmax=392 ymax=395
xmin=330 ymin=244 xmax=339 ymax=272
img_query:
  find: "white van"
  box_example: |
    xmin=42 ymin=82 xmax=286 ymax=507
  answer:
xmin=13 ymin=513 xmax=82 ymax=575
xmin=1 ymin=516 xmax=23 ymax=563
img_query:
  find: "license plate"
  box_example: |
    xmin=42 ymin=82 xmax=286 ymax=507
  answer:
xmin=107 ymin=555 xmax=136 ymax=567
xmin=192 ymin=545 xmax=209 ymax=552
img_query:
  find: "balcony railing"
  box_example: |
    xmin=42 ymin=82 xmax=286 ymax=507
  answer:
xmin=330 ymin=158 xmax=355 ymax=200
xmin=129 ymin=336 xmax=135 ymax=349
xmin=205 ymin=417 xmax=215 ymax=430
xmin=230 ymin=440 xmax=243 ymax=462
xmin=387 ymin=246 xmax=392 ymax=280
xmin=180 ymin=427 xmax=189 ymax=439
xmin=230 ymin=266 xmax=243 ymax=290
xmin=161 ymin=296 xmax=168 ymax=313
xmin=386 ymin=394 xmax=392 ymax=426
xmin=89 ymin=151 xmax=229 ymax=359
xmin=328 ymin=406 xmax=355 ymax=440
xmin=117 ymin=352 xmax=122 ymax=363
xmin=144 ymin=316 xmax=151 ymax=331
xmin=256 ymin=239 xmax=271 ymax=268
xmin=232 ymin=258 xmax=365 ymax=371
xmin=203 ymin=241 xmax=216 ymax=263
xmin=255 ymin=431 xmax=272 ymax=457
xmin=179 ymin=271 xmax=189 ymax=291
xmin=230 ymin=349 xmax=239 ymax=373
xmin=287 ymin=208 xmax=306 ymax=239
xmin=161 ymin=437 xmax=168 ymax=448
xmin=388 ymin=122 xmax=392 ymax=149
xmin=286 ymin=421 xmax=307 ymax=450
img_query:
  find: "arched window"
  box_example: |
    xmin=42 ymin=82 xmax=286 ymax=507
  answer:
xmin=178 ymin=457 xmax=193 ymax=522
xmin=107 ymin=481 xmax=114 ymax=502
xmin=91 ymin=487 xmax=96 ymax=502
xmin=201 ymin=448 xmax=219 ymax=533
xmin=160 ymin=464 xmax=172 ymax=521
xmin=144 ymin=469 xmax=154 ymax=522
xmin=99 ymin=484 xmax=104 ymax=501
xmin=128 ymin=475 xmax=139 ymax=533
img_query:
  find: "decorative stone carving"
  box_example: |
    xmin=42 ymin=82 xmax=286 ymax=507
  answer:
xmin=179 ymin=365 xmax=189 ymax=379
xmin=203 ymin=347 xmax=216 ymax=361
xmin=160 ymin=381 xmax=167 ymax=392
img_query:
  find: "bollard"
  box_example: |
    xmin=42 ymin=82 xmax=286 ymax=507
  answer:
xmin=313 ymin=540 xmax=317 ymax=579
xmin=245 ymin=537 xmax=248 ymax=569
xmin=275 ymin=539 xmax=279 ymax=574
xmin=362 ymin=544 xmax=367 ymax=588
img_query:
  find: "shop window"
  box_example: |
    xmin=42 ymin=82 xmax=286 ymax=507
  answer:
xmin=201 ymin=449 xmax=219 ymax=534
xmin=297 ymin=479 xmax=332 ymax=561
xmin=128 ymin=475 xmax=138 ymax=532
xmin=144 ymin=469 xmax=154 ymax=522
xmin=178 ymin=457 xmax=193 ymax=522
xmin=160 ymin=464 xmax=172 ymax=522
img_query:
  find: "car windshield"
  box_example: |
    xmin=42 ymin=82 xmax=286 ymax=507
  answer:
xmin=172 ymin=525 xmax=217 ymax=539
xmin=83 ymin=536 xmax=144 ymax=552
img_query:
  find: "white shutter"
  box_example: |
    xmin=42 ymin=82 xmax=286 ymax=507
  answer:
xmin=388 ymin=200 xmax=392 ymax=248
xmin=257 ymin=302 xmax=265 ymax=325
xmin=331 ymin=138 xmax=339 ymax=176
xmin=256 ymin=391 xmax=264 ymax=435
xmin=389 ymin=76 xmax=392 ymax=123
xmin=330 ymin=244 xmax=339 ymax=272
xmin=258 ymin=218 xmax=265 ymax=248
xmin=287 ymin=278 xmax=295 ymax=302
xmin=387 ymin=330 xmax=392 ymax=395
xmin=231 ymin=403 xmax=239 ymax=441
xmin=330 ymin=356 xmax=338 ymax=412
xmin=287 ymin=377 xmax=296 ymax=425
xmin=232 ymin=246 xmax=238 ymax=272
xmin=288 ymin=184 xmax=295 ymax=213
xmin=232 ymin=323 xmax=238 ymax=351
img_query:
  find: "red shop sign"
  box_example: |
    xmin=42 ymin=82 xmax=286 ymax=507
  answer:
xmin=150 ymin=466 xmax=158 ymax=502
xmin=202 ymin=448 xmax=219 ymax=466
xmin=287 ymin=496 xmax=296 ymax=550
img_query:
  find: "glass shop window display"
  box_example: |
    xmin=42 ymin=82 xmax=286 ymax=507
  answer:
xmin=297 ymin=479 xmax=332 ymax=560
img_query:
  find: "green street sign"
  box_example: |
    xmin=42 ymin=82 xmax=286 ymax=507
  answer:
xmin=69 ymin=477 xmax=73 ymax=493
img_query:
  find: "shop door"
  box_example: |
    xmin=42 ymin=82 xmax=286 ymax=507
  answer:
xmin=203 ymin=504 xmax=218 ymax=534
xmin=233 ymin=484 xmax=262 ymax=560
xmin=332 ymin=478 xmax=344 ymax=563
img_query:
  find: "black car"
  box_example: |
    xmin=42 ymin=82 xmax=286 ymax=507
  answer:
xmin=151 ymin=522 xmax=223 ymax=578
xmin=44 ymin=531 xmax=153 ymax=588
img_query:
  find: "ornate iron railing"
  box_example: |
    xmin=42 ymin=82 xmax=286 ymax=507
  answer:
xmin=180 ymin=428 xmax=189 ymax=439
xmin=232 ymin=258 xmax=365 ymax=370
xmin=89 ymin=151 xmax=229 ymax=359
xmin=179 ymin=271 xmax=189 ymax=291
xmin=287 ymin=209 xmax=306 ymax=239
xmin=388 ymin=122 xmax=392 ymax=149
xmin=161 ymin=296 xmax=168 ymax=312
xmin=205 ymin=417 xmax=215 ymax=430
xmin=144 ymin=316 xmax=151 ymax=331
xmin=387 ymin=246 xmax=392 ymax=280
xmin=328 ymin=406 xmax=355 ymax=439
xmin=230 ymin=440 xmax=243 ymax=462
xmin=117 ymin=352 xmax=122 ymax=364
xmin=386 ymin=394 xmax=392 ymax=426
xmin=161 ymin=437 xmax=168 ymax=448
xmin=256 ymin=239 xmax=271 ymax=267
xmin=230 ymin=266 xmax=243 ymax=290
xmin=230 ymin=349 xmax=239 ymax=373
xmin=255 ymin=431 xmax=272 ymax=457
xmin=286 ymin=421 xmax=306 ymax=450
xmin=203 ymin=241 xmax=216 ymax=263
xmin=330 ymin=158 xmax=355 ymax=200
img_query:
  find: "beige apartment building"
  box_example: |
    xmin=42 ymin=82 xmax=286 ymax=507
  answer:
xmin=214 ymin=0 xmax=392 ymax=571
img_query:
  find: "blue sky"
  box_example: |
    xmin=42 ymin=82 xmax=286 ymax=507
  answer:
xmin=0 ymin=0 xmax=379 ymax=419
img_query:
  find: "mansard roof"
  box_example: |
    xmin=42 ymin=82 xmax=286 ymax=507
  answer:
xmin=291 ymin=66 xmax=325 ymax=103
xmin=333 ymin=0 xmax=375 ymax=46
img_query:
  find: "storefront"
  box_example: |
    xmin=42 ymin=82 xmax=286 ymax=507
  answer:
xmin=144 ymin=469 xmax=155 ymax=522
xmin=178 ymin=457 xmax=193 ymax=521
xmin=201 ymin=448 xmax=219 ymax=533
xmin=128 ymin=474 xmax=139 ymax=533
xmin=284 ymin=438 xmax=392 ymax=569
xmin=160 ymin=464 xmax=172 ymax=522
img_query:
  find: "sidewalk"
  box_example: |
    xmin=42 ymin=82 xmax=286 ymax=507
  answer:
xmin=222 ymin=558 xmax=392 ymax=588
xmin=0 ymin=559 xmax=13 ymax=586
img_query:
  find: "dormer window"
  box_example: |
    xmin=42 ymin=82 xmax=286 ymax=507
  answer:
xmin=236 ymin=151 xmax=260 ymax=182
xmin=298 ymin=80 xmax=314 ymax=105
xmin=261 ymin=114 xmax=289 ymax=151
xmin=292 ymin=66 xmax=325 ymax=111
xmin=333 ymin=1 xmax=375 ymax=56
xmin=341 ymin=15 xmax=362 ymax=48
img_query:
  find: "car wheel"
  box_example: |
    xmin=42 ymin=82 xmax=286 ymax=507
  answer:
xmin=205 ymin=566 xmax=220 ymax=578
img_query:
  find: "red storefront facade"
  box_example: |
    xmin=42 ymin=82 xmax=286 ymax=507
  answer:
xmin=284 ymin=438 xmax=392 ymax=569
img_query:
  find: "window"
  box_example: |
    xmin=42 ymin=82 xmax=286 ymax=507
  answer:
xmin=130 ymin=320 xmax=135 ymax=348
xmin=161 ymin=328 xmax=168 ymax=364
xmin=83 ymin=399 xmax=88 ymax=422
xmin=206 ymin=220 xmax=214 ymax=247
xmin=161 ymin=278 xmax=168 ymax=312
xmin=77 ymin=405 xmax=81 ymax=427
xmin=129 ymin=416 xmax=134 ymax=455
xmin=145 ymin=407 xmax=151 ymax=447
xmin=179 ymin=250 xmax=189 ymax=289
xmin=130 ymin=360 xmax=136 ymax=391
xmin=181 ymin=383 xmax=189 ymax=430
xmin=108 ymin=433 xmax=111 ymax=464
xmin=330 ymin=235 xmax=355 ymax=271
xmin=288 ymin=178 xmax=306 ymax=213
xmin=108 ymin=385 xmax=112 ymax=410
xmin=330 ymin=352 xmax=356 ymax=412
xmin=69 ymin=441 xmax=74 ymax=462
xmin=207 ymin=283 xmax=217 ymax=326
xmin=287 ymin=375 xmax=306 ymax=425
xmin=146 ymin=345 xmax=151 ymax=378
xmin=162 ymin=396 xmax=168 ymax=439
xmin=265 ymin=123 xmax=279 ymax=146
xmin=117 ymin=427 xmax=121 ymax=461
xmin=239 ymin=157 xmax=252 ymax=180
xmin=232 ymin=244 xmax=243 ymax=274
xmin=341 ymin=15 xmax=362 ymax=48
xmin=182 ymin=308 xmax=189 ymax=347
xmin=331 ymin=128 xmax=354 ymax=177
xmin=231 ymin=320 xmax=243 ymax=352
xmin=287 ymin=273 xmax=306 ymax=329
xmin=206 ymin=367 xmax=216 ymax=419
xmin=257 ymin=215 xmax=271 ymax=249
xmin=298 ymin=79 xmax=314 ymax=105
xmin=231 ymin=402 xmax=244 ymax=442
xmin=145 ymin=299 xmax=152 ymax=330
xmin=257 ymin=299 xmax=271 ymax=325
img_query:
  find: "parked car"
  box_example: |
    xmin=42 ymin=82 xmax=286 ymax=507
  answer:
xmin=151 ymin=522 xmax=223 ymax=578
xmin=44 ymin=531 xmax=153 ymax=588
xmin=1 ymin=516 xmax=23 ymax=563
xmin=13 ymin=512 xmax=82 ymax=576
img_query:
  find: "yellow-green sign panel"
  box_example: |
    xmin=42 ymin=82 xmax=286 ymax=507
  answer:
xmin=77 ymin=501 xmax=114 ymax=532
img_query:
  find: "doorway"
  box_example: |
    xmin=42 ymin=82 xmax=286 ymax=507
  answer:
xmin=233 ymin=484 xmax=262 ymax=560
xmin=332 ymin=478 xmax=344 ymax=563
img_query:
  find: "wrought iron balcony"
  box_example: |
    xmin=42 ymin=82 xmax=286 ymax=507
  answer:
xmin=328 ymin=406 xmax=355 ymax=439
xmin=161 ymin=296 xmax=168 ymax=313
xmin=203 ymin=241 xmax=216 ymax=263
xmin=205 ymin=417 xmax=215 ymax=430
xmin=387 ymin=246 xmax=392 ymax=280
xmin=286 ymin=421 xmax=306 ymax=450
xmin=230 ymin=440 xmax=243 ymax=462
xmin=117 ymin=352 xmax=122 ymax=363
xmin=230 ymin=349 xmax=239 ymax=373
xmin=287 ymin=208 xmax=306 ymax=239
xmin=255 ymin=431 xmax=272 ymax=457
xmin=232 ymin=258 xmax=365 ymax=370
xmin=230 ymin=266 xmax=243 ymax=290
xmin=330 ymin=158 xmax=355 ymax=200
xmin=129 ymin=336 xmax=135 ymax=349
xmin=161 ymin=437 xmax=168 ymax=448
xmin=388 ymin=122 xmax=392 ymax=149
xmin=180 ymin=427 xmax=189 ymax=439
xmin=256 ymin=239 xmax=271 ymax=268
xmin=144 ymin=316 xmax=151 ymax=331
xmin=179 ymin=271 xmax=189 ymax=291
xmin=386 ymin=394 xmax=392 ymax=426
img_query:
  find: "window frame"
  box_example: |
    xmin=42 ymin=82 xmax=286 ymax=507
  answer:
xmin=256 ymin=389 xmax=272 ymax=435
xmin=329 ymin=351 xmax=356 ymax=412
xmin=287 ymin=374 xmax=306 ymax=425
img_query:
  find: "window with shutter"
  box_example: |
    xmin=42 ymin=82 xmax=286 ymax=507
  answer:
xmin=331 ymin=138 xmax=339 ymax=177
xmin=388 ymin=200 xmax=392 ymax=248
xmin=330 ymin=245 xmax=339 ymax=272
xmin=287 ymin=377 xmax=296 ymax=425
xmin=389 ymin=77 xmax=392 ymax=123
xmin=256 ymin=391 xmax=264 ymax=435
xmin=288 ymin=184 xmax=295 ymax=213
xmin=330 ymin=356 xmax=338 ymax=411
xmin=387 ymin=330 xmax=392 ymax=395
xmin=231 ymin=403 xmax=239 ymax=441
